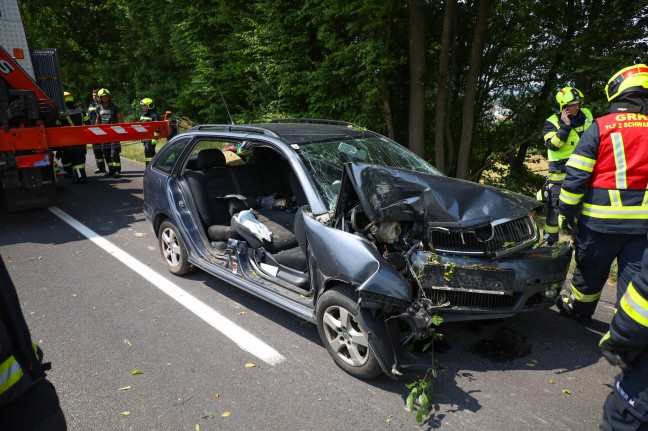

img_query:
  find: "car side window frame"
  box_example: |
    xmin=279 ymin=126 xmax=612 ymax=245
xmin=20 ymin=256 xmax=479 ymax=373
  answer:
xmin=151 ymin=136 xmax=192 ymax=175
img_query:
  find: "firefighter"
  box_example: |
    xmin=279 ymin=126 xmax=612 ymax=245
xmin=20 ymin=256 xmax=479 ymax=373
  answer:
xmin=540 ymin=87 xmax=593 ymax=245
xmin=558 ymin=64 xmax=648 ymax=323
xmin=62 ymin=91 xmax=88 ymax=184
xmin=0 ymin=256 xmax=67 ymax=429
xmin=599 ymin=245 xmax=648 ymax=430
xmin=139 ymin=98 xmax=159 ymax=166
xmin=87 ymin=89 xmax=106 ymax=174
xmin=95 ymin=88 xmax=125 ymax=178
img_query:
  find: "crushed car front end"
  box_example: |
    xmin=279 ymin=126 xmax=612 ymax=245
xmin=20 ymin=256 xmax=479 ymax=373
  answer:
xmin=317 ymin=162 xmax=573 ymax=374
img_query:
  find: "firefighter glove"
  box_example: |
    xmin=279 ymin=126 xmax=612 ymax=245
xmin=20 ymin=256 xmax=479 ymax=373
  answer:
xmin=599 ymin=331 xmax=641 ymax=370
xmin=561 ymin=215 xmax=578 ymax=236
xmin=543 ymin=232 xmax=559 ymax=246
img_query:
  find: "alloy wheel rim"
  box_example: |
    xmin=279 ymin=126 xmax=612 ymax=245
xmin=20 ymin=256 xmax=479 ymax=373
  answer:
xmin=322 ymin=305 xmax=369 ymax=366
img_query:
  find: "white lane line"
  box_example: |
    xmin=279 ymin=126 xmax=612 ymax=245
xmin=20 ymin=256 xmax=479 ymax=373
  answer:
xmin=48 ymin=206 xmax=285 ymax=366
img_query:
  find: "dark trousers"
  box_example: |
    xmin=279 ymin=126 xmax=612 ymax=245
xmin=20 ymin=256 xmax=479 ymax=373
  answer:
xmin=567 ymin=224 xmax=648 ymax=318
xmin=92 ymin=144 xmax=105 ymax=171
xmin=545 ymin=182 xmax=562 ymax=233
xmin=144 ymin=140 xmax=156 ymax=165
xmin=0 ymin=379 xmax=67 ymax=431
xmin=601 ymin=350 xmax=648 ymax=431
xmin=102 ymin=142 xmax=121 ymax=174
xmin=68 ymin=146 xmax=86 ymax=180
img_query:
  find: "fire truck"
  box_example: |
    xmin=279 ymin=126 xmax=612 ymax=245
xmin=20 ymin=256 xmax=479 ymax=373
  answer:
xmin=0 ymin=0 xmax=175 ymax=211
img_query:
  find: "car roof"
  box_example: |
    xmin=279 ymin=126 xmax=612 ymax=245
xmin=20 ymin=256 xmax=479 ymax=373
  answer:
xmin=189 ymin=119 xmax=374 ymax=145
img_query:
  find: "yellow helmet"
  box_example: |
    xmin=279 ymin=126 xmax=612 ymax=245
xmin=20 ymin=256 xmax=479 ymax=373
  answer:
xmin=98 ymin=88 xmax=111 ymax=98
xmin=555 ymin=87 xmax=584 ymax=111
xmin=63 ymin=91 xmax=74 ymax=103
xmin=140 ymin=97 xmax=154 ymax=109
xmin=605 ymin=64 xmax=648 ymax=102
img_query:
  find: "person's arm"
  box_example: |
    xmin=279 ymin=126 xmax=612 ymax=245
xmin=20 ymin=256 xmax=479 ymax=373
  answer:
xmin=543 ymin=115 xmax=572 ymax=152
xmin=558 ymin=121 xmax=600 ymax=218
xmin=600 ymin=247 xmax=648 ymax=369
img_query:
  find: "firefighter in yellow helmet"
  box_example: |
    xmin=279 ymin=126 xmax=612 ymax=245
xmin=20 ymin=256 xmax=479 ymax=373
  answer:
xmin=540 ymin=87 xmax=593 ymax=245
xmin=139 ymin=98 xmax=160 ymax=165
xmin=558 ymin=64 xmax=648 ymax=325
xmin=95 ymin=88 xmax=125 ymax=178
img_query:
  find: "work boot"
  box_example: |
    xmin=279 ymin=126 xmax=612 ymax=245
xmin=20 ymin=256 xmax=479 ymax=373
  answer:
xmin=73 ymin=170 xmax=87 ymax=184
xmin=94 ymin=161 xmax=106 ymax=174
xmin=104 ymin=166 xmax=115 ymax=177
xmin=556 ymin=297 xmax=592 ymax=324
xmin=113 ymin=171 xmax=121 ymax=179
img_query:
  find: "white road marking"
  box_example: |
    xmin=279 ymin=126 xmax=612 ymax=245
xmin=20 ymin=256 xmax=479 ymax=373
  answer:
xmin=48 ymin=206 xmax=285 ymax=366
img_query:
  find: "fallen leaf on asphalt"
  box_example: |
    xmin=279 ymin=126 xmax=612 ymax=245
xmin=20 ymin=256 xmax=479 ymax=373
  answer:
xmin=549 ymin=380 xmax=556 ymax=384
xmin=526 ymin=359 xmax=538 ymax=367
xmin=221 ymin=411 xmax=231 ymax=418
xmin=124 ymin=339 xmax=132 ymax=347
xmin=118 ymin=386 xmax=132 ymax=391
xmin=562 ymin=389 xmax=572 ymax=395
xmin=195 ymin=425 xmax=200 ymax=431
xmin=386 ymin=415 xmax=393 ymax=423
xmin=121 ymin=411 xmax=130 ymax=416
xmin=245 ymin=363 xmax=255 ymax=368
xmin=213 ymin=393 xmax=220 ymax=398
xmin=239 ymin=311 xmax=247 ymax=315
xmin=130 ymin=370 xmax=143 ymax=375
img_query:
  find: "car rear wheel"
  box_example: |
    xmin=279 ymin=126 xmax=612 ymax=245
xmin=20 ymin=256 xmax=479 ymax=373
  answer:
xmin=316 ymin=286 xmax=383 ymax=379
xmin=158 ymin=220 xmax=195 ymax=275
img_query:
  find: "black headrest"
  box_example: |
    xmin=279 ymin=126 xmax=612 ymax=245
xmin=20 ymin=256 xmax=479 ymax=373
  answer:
xmin=253 ymin=147 xmax=281 ymax=162
xmin=196 ymin=149 xmax=226 ymax=169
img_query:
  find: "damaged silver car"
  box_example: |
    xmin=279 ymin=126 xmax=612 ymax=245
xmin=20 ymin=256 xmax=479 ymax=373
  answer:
xmin=143 ymin=119 xmax=572 ymax=379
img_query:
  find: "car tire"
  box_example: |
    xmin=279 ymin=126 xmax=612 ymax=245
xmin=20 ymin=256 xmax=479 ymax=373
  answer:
xmin=316 ymin=286 xmax=383 ymax=379
xmin=158 ymin=220 xmax=195 ymax=275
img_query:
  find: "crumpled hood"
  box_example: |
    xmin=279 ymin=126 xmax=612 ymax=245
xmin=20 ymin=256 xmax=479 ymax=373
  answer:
xmin=343 ymin=163 xmax=539 ymax=229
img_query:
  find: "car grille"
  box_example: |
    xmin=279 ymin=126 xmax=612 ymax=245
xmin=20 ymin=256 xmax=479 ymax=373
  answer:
xmin=425 ymin=289 xmax=523 ymax=310
xmin=428 ymin=216 xmax=535 ymax=256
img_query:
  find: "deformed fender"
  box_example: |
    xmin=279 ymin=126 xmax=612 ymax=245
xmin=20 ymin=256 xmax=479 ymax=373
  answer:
xmin=296 ymin=211 xmax=412 ymax=301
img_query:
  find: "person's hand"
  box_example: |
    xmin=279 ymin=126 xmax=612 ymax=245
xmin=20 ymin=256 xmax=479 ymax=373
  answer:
xmin=599 ymin=331 xmax=642 ymax=370
xmin=560 ymin=215 xmax=578 ymax=236
xmin=561 ymin=108 xmax=572 ymax=125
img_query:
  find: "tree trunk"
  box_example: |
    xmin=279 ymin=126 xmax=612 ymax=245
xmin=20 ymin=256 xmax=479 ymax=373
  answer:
xmin=434 ymin=0 xmax=456 ymax=173
xmin=455 ymin=0 xmax=490 ymax=180
xmin=381 ymin=73 xmax=395 ymax=140
xmin=408 ymin=0 xmax=425 ymax=157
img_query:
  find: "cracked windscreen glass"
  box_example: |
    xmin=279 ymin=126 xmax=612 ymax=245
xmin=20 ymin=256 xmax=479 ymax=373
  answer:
xmin=297 ymin=136 xmax=443 ymax=210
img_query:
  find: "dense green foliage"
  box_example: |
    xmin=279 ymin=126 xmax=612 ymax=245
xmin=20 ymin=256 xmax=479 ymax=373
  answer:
xmin=18 ymin=0 xmax=648 ymax=189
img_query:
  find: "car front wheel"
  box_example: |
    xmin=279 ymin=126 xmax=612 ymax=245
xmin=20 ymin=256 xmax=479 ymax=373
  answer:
xmin=316 ymin=286 xmax=383 ymax=379
xmin=158 ymin=220 xmax=195 ymax=275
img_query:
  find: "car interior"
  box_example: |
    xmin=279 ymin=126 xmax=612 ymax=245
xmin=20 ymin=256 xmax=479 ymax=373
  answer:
xmin=183 ymin=145 xmax=310 ymax=290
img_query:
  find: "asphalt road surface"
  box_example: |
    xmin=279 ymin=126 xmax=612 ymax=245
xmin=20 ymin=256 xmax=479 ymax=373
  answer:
xmin=0 ymin=158 xmax=619 ymax=430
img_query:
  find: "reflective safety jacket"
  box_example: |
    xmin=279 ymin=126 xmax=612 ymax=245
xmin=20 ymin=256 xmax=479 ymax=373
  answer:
xmin=0 ymin=258 xmax=47 ymax=408
xmin=542 ymin=108 xmax=593 ymax=183
xmin=559 ymin=112 xmax=648 ymax=234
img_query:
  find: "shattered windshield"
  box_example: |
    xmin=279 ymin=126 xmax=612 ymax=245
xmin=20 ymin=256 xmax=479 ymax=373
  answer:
xmin=297 ymin=137 xmax=443 ymax=210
